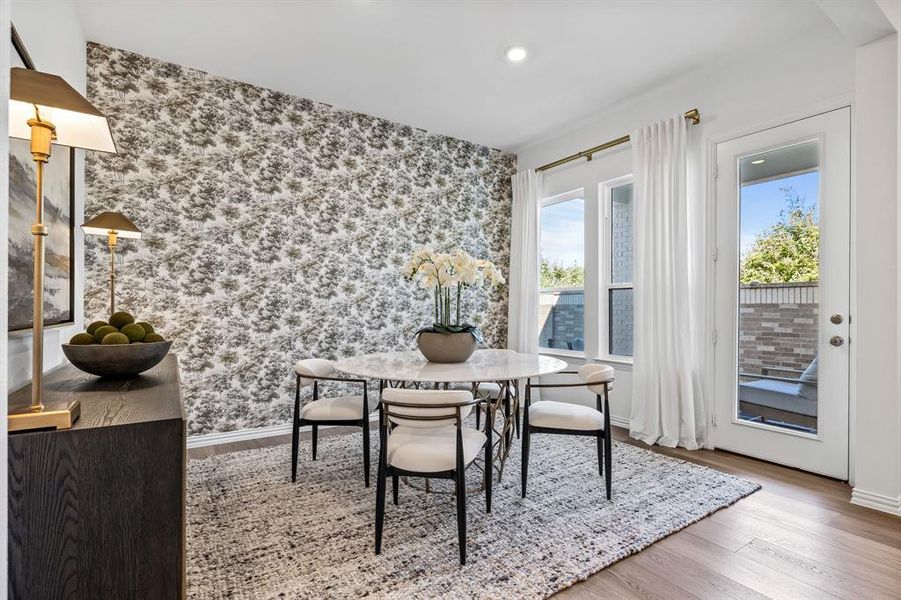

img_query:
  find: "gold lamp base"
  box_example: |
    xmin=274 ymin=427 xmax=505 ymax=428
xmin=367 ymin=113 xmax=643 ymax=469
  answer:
xmin=8 ymin=399 xmax=81 ymax=432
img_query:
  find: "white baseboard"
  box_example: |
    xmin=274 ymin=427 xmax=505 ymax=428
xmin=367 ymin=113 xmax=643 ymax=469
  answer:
xmin=850 ymin=487 xmax=901 ymax=516
xmin=187 ymin=423 xmax=293 ymax=449
xmin=186 ymin=416 xmax=381 ymax=449
xmin=610 ymin=415 xmax=630 ymax=429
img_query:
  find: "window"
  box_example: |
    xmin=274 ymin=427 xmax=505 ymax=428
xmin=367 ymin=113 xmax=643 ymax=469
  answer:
xmin=603 ymin=178 xmax=633 ymax=357
xmin=538 ymin=190 xmax=584 ymax=352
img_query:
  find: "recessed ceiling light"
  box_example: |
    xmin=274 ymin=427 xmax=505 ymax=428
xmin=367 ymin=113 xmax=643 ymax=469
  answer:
xmin=751 ymin=159 xmax=766 ymax=165
xmin=505 ymin=46 xmax=528 ymax=63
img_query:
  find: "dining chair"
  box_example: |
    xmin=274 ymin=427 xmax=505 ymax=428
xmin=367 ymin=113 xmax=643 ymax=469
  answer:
xmin=292 ymin=358 xmax=376 ymax=486
xmin=375 ymin=388 xmax=491 ymax=565
xmin=521 ymin=364 xmax=615 ymax=500
xmin=450 ymin=349 xmax=520 ymax=437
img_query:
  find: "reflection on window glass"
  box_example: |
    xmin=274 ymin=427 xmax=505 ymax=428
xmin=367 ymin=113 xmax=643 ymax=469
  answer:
xmin=538 ymin=197 xmax=584 ymax=351
xmin=736 ymin=140 xmax=820 ymax=434
xmin=609 ymin=288 xmax=633 ymax=356
xmin=607 ymin=182 xmax=634 ymax=357
xmin=611 ymin=184 xmax=633 ymax=284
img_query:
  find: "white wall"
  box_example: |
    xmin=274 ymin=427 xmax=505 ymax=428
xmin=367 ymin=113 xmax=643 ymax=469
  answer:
xmin=7 ymin=1 xmax=87 ymax=391
xmin=851 ymin=33 xmax=901 ymax=514
xmin=516 ymin=27 xmax=856 ymax=429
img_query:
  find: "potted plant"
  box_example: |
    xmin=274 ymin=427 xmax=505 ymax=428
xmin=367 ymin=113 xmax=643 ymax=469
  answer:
xmin=403 ymin=248 xmax=505 ymax=363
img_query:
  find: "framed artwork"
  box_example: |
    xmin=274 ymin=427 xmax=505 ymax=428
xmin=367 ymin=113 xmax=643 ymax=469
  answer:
xmin=8 ymin=25 xmax=76 ymax=331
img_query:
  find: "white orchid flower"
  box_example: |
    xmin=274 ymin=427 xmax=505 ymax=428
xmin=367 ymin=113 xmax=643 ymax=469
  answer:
xmin=419 ymin=273 xmax=438 ymax=289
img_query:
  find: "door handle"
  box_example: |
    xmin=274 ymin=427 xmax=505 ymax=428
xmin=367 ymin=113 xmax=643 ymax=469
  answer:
xmin=829 ymin=336 xmax=844 ymax=347
xmin=830 ymin=314 xmax=843 ymax=325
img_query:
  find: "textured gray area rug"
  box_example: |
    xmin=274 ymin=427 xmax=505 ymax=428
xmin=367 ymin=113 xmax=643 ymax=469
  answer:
xmin=187 ymin=432 xmax=759 ymax=599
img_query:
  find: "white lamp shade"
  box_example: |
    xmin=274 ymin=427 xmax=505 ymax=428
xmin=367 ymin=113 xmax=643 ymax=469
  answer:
xmin=9 ymin=67 xmax=117 ymax=153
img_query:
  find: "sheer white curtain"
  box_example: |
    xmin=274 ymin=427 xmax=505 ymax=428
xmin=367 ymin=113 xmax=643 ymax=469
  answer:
xmin=507 ymin=170 xmax=542 ymax=353
xmin=629 ymin=116 xmax=707 ymax=449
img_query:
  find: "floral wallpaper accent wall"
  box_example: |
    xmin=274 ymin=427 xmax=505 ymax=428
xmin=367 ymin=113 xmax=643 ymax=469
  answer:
xmin=84 ymin=43 xmax=516 ymax=435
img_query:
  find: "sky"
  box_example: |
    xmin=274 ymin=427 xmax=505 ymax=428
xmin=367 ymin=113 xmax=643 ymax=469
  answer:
xmin=540 ymin=198 xmax=584 ymax=267
xmin=740 ymin=171 xmax=820 ymax=256
xmin=538 ymin=170 xmax=819 ymax=268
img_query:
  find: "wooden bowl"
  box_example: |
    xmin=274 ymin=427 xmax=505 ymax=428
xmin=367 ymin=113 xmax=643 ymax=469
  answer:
xmin=61 ymin=341 xmax=173 ymax=378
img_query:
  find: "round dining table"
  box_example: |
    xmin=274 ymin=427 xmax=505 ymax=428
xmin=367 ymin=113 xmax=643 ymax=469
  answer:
xmin=334 ymin=349 xmax=567 ymax=484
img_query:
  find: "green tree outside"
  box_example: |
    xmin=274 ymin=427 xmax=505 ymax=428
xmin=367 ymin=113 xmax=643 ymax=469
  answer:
xmin=740 ymin=187 xmax=819 ymax=284
xmin=540 ymin=260 xmax=584 ymax=288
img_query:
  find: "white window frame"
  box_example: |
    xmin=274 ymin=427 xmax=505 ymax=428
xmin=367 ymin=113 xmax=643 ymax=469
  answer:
xmin=599 ymin=175 xmax=634 ymax=363
xmin=538 ymin=188 xmax=585 ymax=356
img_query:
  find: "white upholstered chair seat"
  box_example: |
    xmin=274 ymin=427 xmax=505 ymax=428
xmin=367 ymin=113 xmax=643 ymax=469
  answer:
xmin=387 ymin=425 xmax=487 ymax=473
xmin=529 ymin=401 xmax=604 ymax=431
xmin=301 ymin=395 xmax=373 ymax=421
xmin=449 ymin=381 xmax=514 ymax=399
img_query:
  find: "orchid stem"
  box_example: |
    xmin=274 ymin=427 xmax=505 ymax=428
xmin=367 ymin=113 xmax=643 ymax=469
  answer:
xmin=445 ymin=288 xmax=451 ymax=327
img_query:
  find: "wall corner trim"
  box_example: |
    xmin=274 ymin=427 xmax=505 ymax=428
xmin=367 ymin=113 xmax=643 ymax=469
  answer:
xmin=850 ymin=487 xmax=901 ymax=516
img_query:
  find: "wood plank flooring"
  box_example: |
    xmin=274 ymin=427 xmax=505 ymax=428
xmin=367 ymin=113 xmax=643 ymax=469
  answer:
xmin=189 ymin=426 xmax=901 ymax=600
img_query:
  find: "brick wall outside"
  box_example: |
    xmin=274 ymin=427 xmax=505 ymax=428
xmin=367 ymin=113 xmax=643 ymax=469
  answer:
xmin=739 ymin=283 xmax=818 ymax=375
xmin=538 ymin=288 xmax=632 ymax=354
xmin=537 ymin=282 xmax=817 ymax=368
xmin=539 ymin=290 xmax=584 ymax=350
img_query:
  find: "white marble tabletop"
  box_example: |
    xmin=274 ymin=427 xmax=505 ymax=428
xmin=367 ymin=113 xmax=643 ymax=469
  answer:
xmin=333 ymin=349 xmax=567 ymax=383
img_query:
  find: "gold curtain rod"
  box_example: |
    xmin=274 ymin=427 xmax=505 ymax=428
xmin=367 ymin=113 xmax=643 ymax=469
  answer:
xmin=536 ymin=108 xmax=701 ymax=172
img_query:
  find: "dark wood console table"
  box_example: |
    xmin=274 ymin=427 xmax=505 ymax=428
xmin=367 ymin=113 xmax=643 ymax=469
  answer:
xmin=8 ymin=354 xmax=186 ymax=599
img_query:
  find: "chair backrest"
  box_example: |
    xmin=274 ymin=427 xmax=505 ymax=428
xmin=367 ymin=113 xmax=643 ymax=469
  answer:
xmin=578 ymin=364 xmax=615 ymax=394
xmin=381 ymin=388 xmax=474 ymax=428
xmin=295 ymin=358 xmax=336 ymax=388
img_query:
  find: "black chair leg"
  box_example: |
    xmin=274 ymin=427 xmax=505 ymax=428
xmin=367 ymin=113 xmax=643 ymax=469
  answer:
xmin=521 ymin=425 xmax=530 ymax=498
xmin=597 ymin=431 xmax=604 ymax=476
xmin=513 ymin=380 xmax=522 ymax=439
xmin=291 ymin=422 xmax=300 ymax=483
xmin=291 ymin=381 xmax=301 ymax=483
xmin=312 ymin=424 xmax=318 ymax=460
xmin=392 ymin=474 xmax=399 ymax=505
xmin=485 ymin=427 xmax=493 ymax=514
xmin=604 ymin=432 xmax=612 ymax=500
xmin=515 ymin=403 xmax=521 ymax=439
xmin=375 ymin=465 xmax=387 ymax=555
xmin=455 ymin=468 xmax=467 ymax=565
xmin=476 ymin=404 xmax=481 ymax=430
xmin=363 ymin=419 xmax=371 ymax=488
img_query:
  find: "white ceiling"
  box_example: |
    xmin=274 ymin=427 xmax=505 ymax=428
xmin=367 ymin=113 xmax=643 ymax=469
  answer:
xmin=73 ymin=0 xmax=841 ymax=152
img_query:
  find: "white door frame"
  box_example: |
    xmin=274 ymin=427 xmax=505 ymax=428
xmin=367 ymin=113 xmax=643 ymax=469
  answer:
xmin=707 ymin=100 xmax=854 ymax=480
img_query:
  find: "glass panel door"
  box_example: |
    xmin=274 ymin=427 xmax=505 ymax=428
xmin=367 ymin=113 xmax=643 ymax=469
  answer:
xmin=714 ymin=108 xmax=850 ymax=479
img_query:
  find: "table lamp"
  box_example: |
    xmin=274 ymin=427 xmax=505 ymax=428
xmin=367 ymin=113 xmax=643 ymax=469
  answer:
xmin=81 ymin=212 xmax=141 ymax=314
xmin=8 ymin=67 xmax=117 ymax=432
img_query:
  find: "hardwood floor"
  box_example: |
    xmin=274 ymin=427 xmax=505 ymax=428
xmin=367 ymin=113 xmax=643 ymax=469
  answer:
xmin=189 ymin=426 xmax=901 ymax=600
